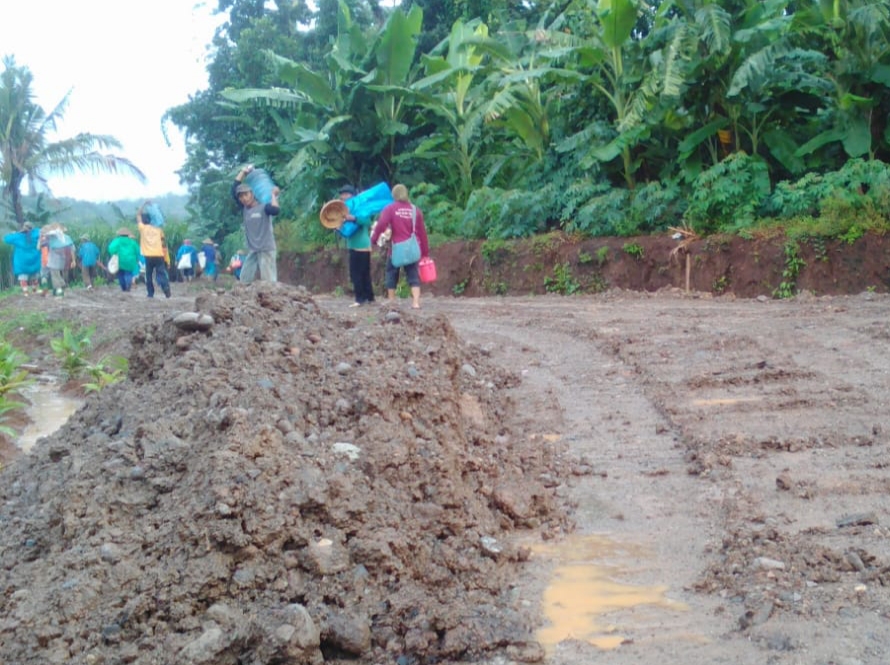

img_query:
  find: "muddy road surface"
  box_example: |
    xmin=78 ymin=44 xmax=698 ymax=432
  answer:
xmin=2 ymin=283 xmax=890 ymax=665
xmin=409 ymin=289 xmax=890 ymax=665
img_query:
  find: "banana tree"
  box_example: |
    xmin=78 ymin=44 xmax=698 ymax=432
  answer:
xmin=462 ymin=11 xmax=587 ymax=164
xmin=556 ymin=0 xmax=692 ymax=190
xmin=400 ymin=19 xmax=492 ymax=205
xmin=221 ymin=1 xmax=423 ymax=195
xmin=790 ymin=0 xmax=890 ymax=163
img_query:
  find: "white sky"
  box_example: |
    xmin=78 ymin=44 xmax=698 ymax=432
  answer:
xmin=1 ymin=1 xmax=222 ymax=202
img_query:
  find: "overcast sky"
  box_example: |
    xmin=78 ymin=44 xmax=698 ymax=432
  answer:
xmin=1 ymin=1 xmax=222 ymax=202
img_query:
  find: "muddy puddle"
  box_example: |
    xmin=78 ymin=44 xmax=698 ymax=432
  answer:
xmin=16 ymin=381 xmax=82 ymax=452
xmin=533 ymin=534 xmax=687 ymax=651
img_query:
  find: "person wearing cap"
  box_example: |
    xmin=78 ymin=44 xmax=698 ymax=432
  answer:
xmin=338 ymin=184 xmax=375 ymax=307
xmin=136 ymin=202 xmax=172 ymax=298
xmin=201 ymin=238 xmax=218 ymax=282
xmin=371 ymin=184 xmax=430 ymax=309
xmin=3 ymin=222 xmax=42 ymax=295
xmin=175 ymin=239 xmax=200 ymax=282
xmin=232 ymin=165 xmax=281 ymax=284
xmin=107 ymin=228 xmax=141 ymax=292
xmin=77 ymin=235 xmax=102 ymax=290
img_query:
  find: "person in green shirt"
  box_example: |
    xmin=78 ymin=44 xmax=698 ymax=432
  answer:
xmin=107 ymin=228 xmax=140 ymax=292
xmin=339 ymin=185 xmax=375 ymax=307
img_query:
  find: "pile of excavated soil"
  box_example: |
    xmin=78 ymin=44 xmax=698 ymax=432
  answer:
xmin=0 ymin=283 xmax=569 ymax=665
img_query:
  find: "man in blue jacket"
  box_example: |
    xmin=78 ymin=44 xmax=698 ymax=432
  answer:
xmin=3 ymin=222 xmax=42 ymax=295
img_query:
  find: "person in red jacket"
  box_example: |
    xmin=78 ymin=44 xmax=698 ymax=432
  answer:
xmin=370 ymin=184 xmax=429 ymax=309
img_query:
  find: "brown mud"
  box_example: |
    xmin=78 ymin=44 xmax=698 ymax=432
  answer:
xmin=1 ymin=231 xmax=890 ymax=664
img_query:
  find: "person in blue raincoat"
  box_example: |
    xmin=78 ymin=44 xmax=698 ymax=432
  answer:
xmin=2 ymin=222 xmax=42 ymax=295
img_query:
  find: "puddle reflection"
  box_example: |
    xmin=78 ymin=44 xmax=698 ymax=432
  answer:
xmin=16 ymin=382 xmax=82 ymax=452
xmin=532 ymin=534 xmax=686 ymax=651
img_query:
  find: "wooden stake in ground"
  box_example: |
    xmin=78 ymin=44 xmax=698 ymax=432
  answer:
xmin=669 ymin=226 xmax=699 ymax=294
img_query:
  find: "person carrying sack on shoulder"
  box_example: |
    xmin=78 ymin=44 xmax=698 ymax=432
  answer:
xmin=370 ymin=184 xmax=429 ymax=310
xmin=136 ymin=202 xmax=172 ymax=298
xmin=338 ymin=184 xmax=376 ymax=307
xmin=232 ymin=164 xmax=281 ymax=284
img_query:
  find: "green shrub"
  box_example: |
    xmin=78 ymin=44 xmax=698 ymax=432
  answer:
xmin=620 ymin=180 xmax=687 ymax=236
xmin=461 ymin=187 xmax=554 ymax=239
xmin=564 ymin=187 xmax=629 ymax=237
xmin=51 ymin=326 xmax=94 ymax=381
xmin=544 ymin=263 xmax=581 ymax=295
xmin=684 ymin=152 xmax=771 ymax=234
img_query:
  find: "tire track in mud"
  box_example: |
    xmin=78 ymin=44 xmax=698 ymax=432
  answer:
xmin=307 ymin=293 xmax=890 ymax=663
xmin=413 ymin=293 xmax=890 ymax=664
xmin=428 ymin=296 xmax=766 ymax=664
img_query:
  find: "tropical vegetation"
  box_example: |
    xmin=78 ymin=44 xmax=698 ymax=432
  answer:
xmin=3 ymin=0 xmax=890 ymax=254
xmin=0 ymin=56 xmax=146 ymax=228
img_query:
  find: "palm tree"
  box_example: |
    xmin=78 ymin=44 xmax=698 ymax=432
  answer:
xmin=0 ymin=56 xmax=146 ymax=228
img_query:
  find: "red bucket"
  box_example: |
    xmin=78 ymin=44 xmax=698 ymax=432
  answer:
xmin=419 ymin=256 xmax=437 ymax=283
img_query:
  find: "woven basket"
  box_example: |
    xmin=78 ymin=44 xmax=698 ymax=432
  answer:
xmin=319 ymin=200 xmax=349 ymax=229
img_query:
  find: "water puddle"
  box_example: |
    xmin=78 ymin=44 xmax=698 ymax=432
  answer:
xmin=532 ymin=534 xmax=686 ymax=651
xmin=16 ymin=381 xmax=82 ymax=452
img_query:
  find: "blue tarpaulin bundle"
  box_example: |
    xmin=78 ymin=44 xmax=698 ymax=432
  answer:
xmin=143 ymin=203 xmax=165 ymax=227
xmin=47 ymin=233 xmax=73 ymax=249
xmin=345 ymin=182 xmax=394 ymax=219
xmin=43 ymin=225 xmax=74 ymax=249
xmin=244 ymin=169 xmax=276 ymax=205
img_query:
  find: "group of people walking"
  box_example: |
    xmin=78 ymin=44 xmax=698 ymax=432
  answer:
xmin=4 ymin=169 xmax=429 ymax=307
xmin=339 ymin=182 xmax=430 ymax=310
xmin=3 ymin=222 xmax=102 ymax=297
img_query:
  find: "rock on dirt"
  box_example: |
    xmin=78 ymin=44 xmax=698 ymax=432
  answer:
xmin=0 ymin=283 xmax=569 ymax=665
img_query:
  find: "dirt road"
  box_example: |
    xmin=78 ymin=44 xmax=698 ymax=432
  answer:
xmin=4 ymin=284 xmax=890 ymax=664
xmin=410 ymin=290 xmax=890 ymax=665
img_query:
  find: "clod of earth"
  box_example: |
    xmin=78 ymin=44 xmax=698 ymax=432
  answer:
xmin=0 ymin=283 xmax=569 ymax=665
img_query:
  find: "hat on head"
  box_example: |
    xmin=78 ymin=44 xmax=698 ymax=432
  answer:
xmin=80 ymin=235 xmax=90 ymax=242
xmin=338 ymin=184 xmax=357 ymax=196
xmin=203 ymin=238 xmax=213 ymax=245
xmin=116 ymin=227 xmax=133 ymax=237
xmin=22 ymin=222 xmax=33 ymax=231
xmin=236 ymin=183 xmax=252 ymax=195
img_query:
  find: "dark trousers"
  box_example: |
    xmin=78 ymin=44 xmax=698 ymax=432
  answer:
xmin=348 ymin=249 xmax=375 ymax=304
xmin=145 ymin=256 xmax=171 ymax=298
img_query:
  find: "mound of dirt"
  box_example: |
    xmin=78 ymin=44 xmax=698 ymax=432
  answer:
xmin=0 ymin=283 xmax=568 ymax=665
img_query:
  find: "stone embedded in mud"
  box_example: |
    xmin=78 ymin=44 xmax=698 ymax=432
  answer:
xmin=172 ymin=311 xmax=214 ymax=331
xmin=0 ymin=283 xmax=567 ymax=665
xmin=324 ymin=612 xmax=372 ymax=655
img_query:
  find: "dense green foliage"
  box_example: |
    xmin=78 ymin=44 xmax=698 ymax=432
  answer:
xmin=3 ymin=0 xmax=890 ymax=259
xmin=159 ymin=0 xmax=890 ymax=248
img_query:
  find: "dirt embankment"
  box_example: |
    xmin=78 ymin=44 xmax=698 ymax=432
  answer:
xmin=281 ymin=231 xmax=890 ymax=300
xmin=0 ymin=284 xmax=569 ymax=665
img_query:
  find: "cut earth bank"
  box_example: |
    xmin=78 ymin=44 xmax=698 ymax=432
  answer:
xmin=1 ymin=242 xmax=890 ymax=664
xmin=281 ymin=231 xmax=890 ymax=299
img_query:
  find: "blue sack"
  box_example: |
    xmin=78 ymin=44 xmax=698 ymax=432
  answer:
xmin=338 ymin=220 xmax=359 ymax=238
xmin=345 ymin=182 xmax=394 ymax=219
xmin=244 ymin=169 xmax=275 ymax=204
xmin=143 ymin=203 xmax=165 ymax=227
